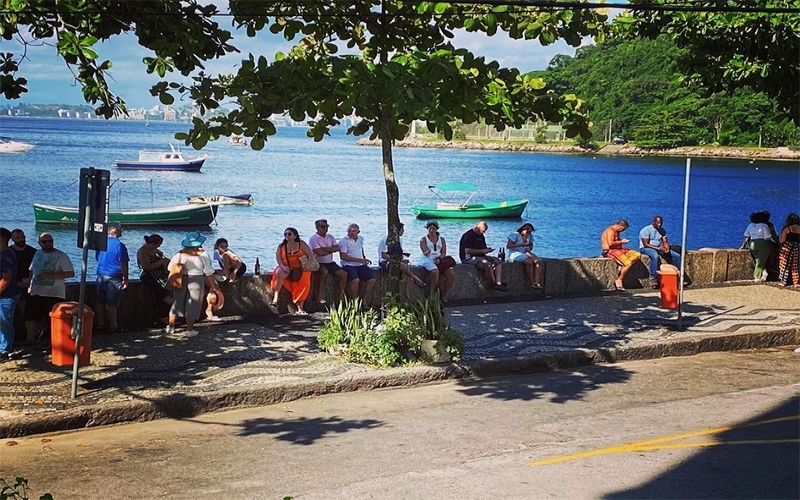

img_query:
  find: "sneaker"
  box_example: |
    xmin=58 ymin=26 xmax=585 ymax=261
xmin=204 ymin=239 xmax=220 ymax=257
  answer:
xmin=492 ymin=283 xmax=510 ymax=292
xmin=164 ymin=325 xmax=176 ymax=335
xmin=183 ymin=330 xmax=199 ymax=338
xmin=206 ymin=315 xmax=223 ymax=322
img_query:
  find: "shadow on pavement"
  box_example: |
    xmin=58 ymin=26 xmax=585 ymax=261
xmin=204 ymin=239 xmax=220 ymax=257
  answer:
xmin=450 ymin=294 xmax=716 ymax=359
xmin=234 ymin=416 xmax=385 ymax=444
xmin=457 ymin=364 xmax=632 ymax=403
xmin=5 ymin=313 xmax=327 ymax=398
xmin=603 ymin=398 xmax=800 ymax=500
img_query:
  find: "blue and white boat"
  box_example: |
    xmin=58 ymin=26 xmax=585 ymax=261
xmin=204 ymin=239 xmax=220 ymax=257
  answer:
xmin=114 ymin=144 xmax=207 ymax=172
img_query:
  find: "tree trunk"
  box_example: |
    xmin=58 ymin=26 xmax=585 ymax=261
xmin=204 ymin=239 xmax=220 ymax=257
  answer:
xmin=380 ymin=117 xmax=402 ymax=301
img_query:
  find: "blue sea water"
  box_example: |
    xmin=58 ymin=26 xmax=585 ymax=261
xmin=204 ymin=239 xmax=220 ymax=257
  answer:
xmin=1 ymin=116 xmax=798 ymax=276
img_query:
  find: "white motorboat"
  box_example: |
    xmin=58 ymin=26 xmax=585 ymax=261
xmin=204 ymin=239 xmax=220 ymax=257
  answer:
xmin=0 ymin=139 xmax=35 ymax=153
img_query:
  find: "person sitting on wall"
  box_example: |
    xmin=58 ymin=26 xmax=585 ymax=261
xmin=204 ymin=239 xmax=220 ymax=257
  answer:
xmin=639 ymin=216 xmax=686 ymax=289
xmin=309 ymin=219 xmax=347 ymax=305
xmin=377 ymin=222 xmax=426 ymax=299
xmin=419 ymin=221 xmax=456 ymax=302
xmin=459 ymin=221 xmax=508 ymax=292
xmin=271 ymin=227 xmax=315 ymax=315
xmin=506 ymin=222 xmax=543 ymax=289
xmin=213 ymin=238 xmax=246 ymax=282
xmin=338 ymin=223 xmax=376 ymax=308
xmin=601 ymin=219 xmax=641 ymax=291
xmin=137 ymin=234 xmax=173 ymax=327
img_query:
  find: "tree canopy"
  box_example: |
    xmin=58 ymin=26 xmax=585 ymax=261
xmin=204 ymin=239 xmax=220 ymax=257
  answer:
xmin=613 ymin=0 xmax=800 ymax=125
xmin=529 ymin=36 xmax=799 ymax=148
xmin=1 ymin=0 xmax=608 ymax=297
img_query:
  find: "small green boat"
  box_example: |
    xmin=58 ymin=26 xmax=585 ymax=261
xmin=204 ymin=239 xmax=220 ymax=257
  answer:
xmin=411 ymin=183 xmax=528 ymax=219
xmin=33 ymin=203 xmax=218 ymax=227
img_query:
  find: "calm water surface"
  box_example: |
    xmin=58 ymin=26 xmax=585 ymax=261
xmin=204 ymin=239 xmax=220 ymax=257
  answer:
xmin=1 ymin=116 xmax=798 ymax=276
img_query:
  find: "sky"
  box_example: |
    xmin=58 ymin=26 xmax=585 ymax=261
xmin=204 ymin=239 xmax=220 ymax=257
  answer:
xmin=1 ymin=18 xmax=588 ymax=109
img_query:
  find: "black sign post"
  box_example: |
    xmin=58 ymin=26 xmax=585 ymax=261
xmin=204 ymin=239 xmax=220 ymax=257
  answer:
xmin=71 ymin=168 xmax=110 ymax=399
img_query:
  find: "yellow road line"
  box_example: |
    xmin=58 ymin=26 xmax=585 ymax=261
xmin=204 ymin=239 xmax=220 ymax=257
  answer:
xmin=529 ymin=415 xmax=800 ymax=467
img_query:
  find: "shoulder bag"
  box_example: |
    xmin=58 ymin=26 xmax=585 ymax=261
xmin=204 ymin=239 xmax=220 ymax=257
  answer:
xmin=165 ymin=258 xmax=184 ymax=291
xmin=299 ymin=252 xmax=320 ymax=272
xmin=436 ymin=255 xmax=457 ymax=271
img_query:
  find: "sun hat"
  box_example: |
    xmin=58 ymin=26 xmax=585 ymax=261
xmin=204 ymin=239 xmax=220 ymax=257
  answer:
xmin=181 ymin=231 xmax=206 ymax=248
xmin=425 ymin=220 xmax=439 ymax=229
xmin=517 ymin=222 xmax=535 ymax=233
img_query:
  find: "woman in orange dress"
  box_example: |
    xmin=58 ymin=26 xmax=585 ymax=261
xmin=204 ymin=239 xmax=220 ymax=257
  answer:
xmin=270 ymin=227 xmax=314 ymax=315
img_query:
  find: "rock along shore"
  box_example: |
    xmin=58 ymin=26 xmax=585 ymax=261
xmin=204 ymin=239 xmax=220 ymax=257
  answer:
xmin=356 ymin=138 xmax=800 ymax=161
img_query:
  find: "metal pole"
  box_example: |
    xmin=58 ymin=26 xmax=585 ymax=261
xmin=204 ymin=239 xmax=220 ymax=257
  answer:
xmin=71 ymin=169 xmax=94 ymax=399
xmin=677 ymin=158 xmax=691 ymax=330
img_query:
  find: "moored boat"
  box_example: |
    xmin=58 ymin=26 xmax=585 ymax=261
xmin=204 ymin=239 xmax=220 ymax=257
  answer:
xmin=33 ymin=203 xmax=218 ymax=227
xmin=0 ymin=139 xmax=35 ymax=153
xmin=187 ymin=194 xmax=253 ymax=206
xmin=114 ymin=144 xmax=207 ymax=172
xmin=410 ymin=182 xmax=528 ymax=219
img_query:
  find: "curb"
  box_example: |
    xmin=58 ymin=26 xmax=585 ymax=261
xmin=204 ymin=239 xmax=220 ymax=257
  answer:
xmin=2 ymin=328 xmax=798 ymax=439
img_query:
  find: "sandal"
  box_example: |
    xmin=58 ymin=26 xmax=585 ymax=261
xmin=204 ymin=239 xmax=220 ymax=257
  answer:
xmin=613 ymin=280 xmax=625 ymax=291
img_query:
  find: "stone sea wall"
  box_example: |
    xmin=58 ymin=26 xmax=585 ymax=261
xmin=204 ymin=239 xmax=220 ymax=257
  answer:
xmin=64 ymin=248 xmax=755 ymax=327
xmin=356 ymin=138 xmax=800 ymax=160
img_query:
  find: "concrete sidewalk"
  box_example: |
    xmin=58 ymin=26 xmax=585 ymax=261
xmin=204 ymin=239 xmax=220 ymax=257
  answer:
xmin=1 ymin=283 xmax=798 ymax=438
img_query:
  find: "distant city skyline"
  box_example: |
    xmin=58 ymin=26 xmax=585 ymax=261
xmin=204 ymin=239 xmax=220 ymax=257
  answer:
xmin=1 ymin=26 xmax=585 ymax=109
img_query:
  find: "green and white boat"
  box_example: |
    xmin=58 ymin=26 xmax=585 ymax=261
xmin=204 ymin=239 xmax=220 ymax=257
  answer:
xmin=33 ymin=203 xmax=218 ymax=227
xmin=410 ymin=183 xmax=528 ymax=220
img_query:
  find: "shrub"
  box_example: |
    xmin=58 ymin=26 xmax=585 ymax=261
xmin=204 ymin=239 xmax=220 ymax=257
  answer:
xmin=318 ymin=297 xmax=464 ymax=367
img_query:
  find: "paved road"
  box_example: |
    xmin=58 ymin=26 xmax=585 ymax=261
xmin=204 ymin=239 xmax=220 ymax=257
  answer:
xmin=2 ymin=348 xmax=798 ymax=500
xmin=1 ymin=284 xmax=798 ymax=439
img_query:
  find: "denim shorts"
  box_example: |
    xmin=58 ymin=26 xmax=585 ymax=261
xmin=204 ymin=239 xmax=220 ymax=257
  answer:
xmin=96 ymin=275 xmax=125 ymax=307
xmin=344 ymin=265 xmax=374 ymax=282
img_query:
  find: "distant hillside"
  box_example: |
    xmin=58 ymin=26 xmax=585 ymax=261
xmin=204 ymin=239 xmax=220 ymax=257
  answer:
xmin=527 ymin=36 xmax=800 ymax=148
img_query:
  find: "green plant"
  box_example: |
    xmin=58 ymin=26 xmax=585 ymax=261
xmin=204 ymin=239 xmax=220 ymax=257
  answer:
xmin=318 ymin=296 xmax=464 ymax=367
xmin=318 ymin=299 xmax=402 ymax=367
xmin=0 ymin=477 xmax=53 ymax=500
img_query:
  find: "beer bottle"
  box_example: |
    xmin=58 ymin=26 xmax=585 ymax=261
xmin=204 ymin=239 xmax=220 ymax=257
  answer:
xmin=254 ymin=258 xmax=261 ymax=275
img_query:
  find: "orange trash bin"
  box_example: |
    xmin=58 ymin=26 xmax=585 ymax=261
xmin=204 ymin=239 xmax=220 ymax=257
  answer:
xmin=50 ymin=302 xmax=94 ymax=367
xmin=657 ymin=264 xmax=680 ymax=309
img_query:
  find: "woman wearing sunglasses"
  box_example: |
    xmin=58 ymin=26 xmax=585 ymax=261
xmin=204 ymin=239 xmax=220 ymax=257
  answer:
xmin=271 ymin=227 xmax=315 ymax=315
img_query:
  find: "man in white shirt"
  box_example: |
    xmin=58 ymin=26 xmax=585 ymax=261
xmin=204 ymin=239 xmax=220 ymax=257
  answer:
xmin=24 ymin=233 xmax=74 ymax=346
xmin=377 ymin=223 xmax=426 ymax=298
xmin=308 ymin=219 xmax=347 ymax=304
xmin=338 ymin=223 xmax=376 ymax=307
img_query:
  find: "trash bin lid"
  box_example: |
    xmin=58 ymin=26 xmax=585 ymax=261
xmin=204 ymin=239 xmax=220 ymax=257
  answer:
xmin=657 ymin=264 xmax=680 ymax=275
xmin=49 ymin=301 xmax=94 ymax=318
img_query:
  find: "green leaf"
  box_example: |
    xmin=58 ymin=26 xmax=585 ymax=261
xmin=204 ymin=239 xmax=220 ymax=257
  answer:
xmin=158 ymin=92 xmax=174 ymax=105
